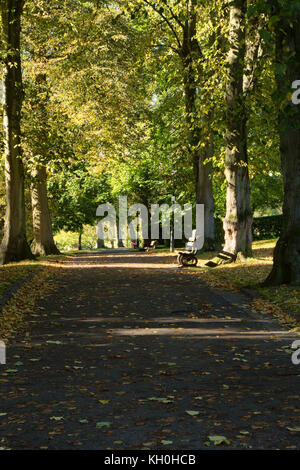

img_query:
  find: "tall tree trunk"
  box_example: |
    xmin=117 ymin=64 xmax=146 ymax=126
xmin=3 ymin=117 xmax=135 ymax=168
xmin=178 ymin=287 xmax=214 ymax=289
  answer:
xmin=223 ymin=0 xmax=252 ymax=258
xmin=29 ymin=73 xmax=59 ymax=256
xmin=264 ymin=2 xmax=300 ymax=285
xmin=181 ymin=2 xmax=216 ymax=247
xmin=97 ymin=238 xmax=105 ymax=249
xmin=78 ymin=231 xmax=82 ymax=251
xmin=0 ymin=0 xmax=33 ymax=264
xmin=31 ymin=164 xmax=60 ymax=256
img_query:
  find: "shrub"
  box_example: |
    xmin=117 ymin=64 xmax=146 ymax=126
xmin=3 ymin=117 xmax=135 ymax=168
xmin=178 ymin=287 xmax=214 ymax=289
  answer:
xmin=252 ymin=215 xmax=282 ymax=240
xmin=213 ymin=215 xmax=282 ymax=244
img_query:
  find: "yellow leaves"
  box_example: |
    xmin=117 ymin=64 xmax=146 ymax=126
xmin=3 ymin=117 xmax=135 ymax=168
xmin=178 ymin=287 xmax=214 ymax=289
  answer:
xmin=195 ymin=239 xmax=300 ymax=328
xmin=0 ymin=263 xmax=59 ymax=341
xmin=251 ymin=297 xmax=297 ymax=328
xmin=289 ymin=327 xmax=300 ymax=333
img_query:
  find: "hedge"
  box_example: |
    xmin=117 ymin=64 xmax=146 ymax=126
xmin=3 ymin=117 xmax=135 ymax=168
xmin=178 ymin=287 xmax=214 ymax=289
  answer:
xmin=252 ymin=215 xmax=282 ymax=240
xmin=214 ymin=214 xmax=282 ymax=243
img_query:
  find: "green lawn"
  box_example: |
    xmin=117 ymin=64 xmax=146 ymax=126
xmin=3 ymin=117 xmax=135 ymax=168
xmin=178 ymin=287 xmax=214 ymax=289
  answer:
xmin=0 ymin=261 xmax=40 ymax=299
xmin=197 ymin=239 xmax=300 ymax=324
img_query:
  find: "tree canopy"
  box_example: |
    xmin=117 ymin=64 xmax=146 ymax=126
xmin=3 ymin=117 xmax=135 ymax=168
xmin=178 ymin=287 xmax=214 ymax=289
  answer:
xmin=0 ymin=0 xmax=299 ymax=284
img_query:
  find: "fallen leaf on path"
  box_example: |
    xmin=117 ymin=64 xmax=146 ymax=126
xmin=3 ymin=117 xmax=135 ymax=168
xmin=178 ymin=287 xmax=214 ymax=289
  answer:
xmin=208 ymin=435 xmax=230 ymax=445
xmin=185 ymin=410 xmax=199 ymax=416
xmin=96 ymin=422 xmax=111 ymax=428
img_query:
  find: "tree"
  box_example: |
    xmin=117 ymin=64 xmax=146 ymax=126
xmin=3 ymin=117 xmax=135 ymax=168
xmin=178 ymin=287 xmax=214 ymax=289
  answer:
xmin=126 ymin=0 xmax=217 ymax=247
xmin=0 ymin=0 xmax=33 ymax=264
xmin=223 ymin=0 xmax=252 ymax=258
xmin=24 ymin=72 xmax=60 ymax=256
xmin=264 ymin=0 xmax=300 ymax=285
xmin=180 ymin=0 xmax=215 ymax=246
xmin=22 ymin=0 xmax=132 ymax=255
xmin=48 ymin=163 xmax=111 ymax=249
xmin=21 ymin=1 xmax=70 ymax=256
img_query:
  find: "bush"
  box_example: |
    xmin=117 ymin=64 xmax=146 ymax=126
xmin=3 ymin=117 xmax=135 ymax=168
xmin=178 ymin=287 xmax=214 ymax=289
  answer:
xmin=252 ymin=215 xmax=282 ymax=240
xmin=54 ymin=225 xmax=97 ymax=251
xmin=215 ymin=217 xmax=224 ymax=243
xmin=213 ymin=215 xmax=282 ymax=244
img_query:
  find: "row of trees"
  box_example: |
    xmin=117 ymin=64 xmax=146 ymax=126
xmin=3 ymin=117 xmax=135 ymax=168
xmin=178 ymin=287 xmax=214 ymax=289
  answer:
xmin=0 ymin=0 xmax=299 ymax=284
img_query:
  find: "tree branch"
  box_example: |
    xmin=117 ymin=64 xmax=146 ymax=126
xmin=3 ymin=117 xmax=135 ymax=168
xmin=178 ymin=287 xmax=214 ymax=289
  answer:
xmin=143 ymin=0 xmax=182 ymax=49
xmin=163 ymin=2 xmax=184 ymax=29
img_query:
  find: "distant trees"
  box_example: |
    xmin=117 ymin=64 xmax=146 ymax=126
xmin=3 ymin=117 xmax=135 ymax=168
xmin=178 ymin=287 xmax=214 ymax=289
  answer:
xmin=48 ymin=164 xmax=110 ymax=250
xmin=125 ymin=0 xmax=218 ymax=247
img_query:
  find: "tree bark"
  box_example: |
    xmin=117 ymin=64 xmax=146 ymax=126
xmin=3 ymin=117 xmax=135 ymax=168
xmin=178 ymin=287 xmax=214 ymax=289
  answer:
xmin=78 ymin=231 xmax=82 ymax=251
xmin=31 ymin=164 xmax=60 ymax=256
xmin=223 ymin=0 xmax=252 ymax=258
xmin=0 ymin=0 xmax=33 ymax=264
xmin=264 ymin=2 xmax=300 ymax=285
xmin=97 ymin=238 xmax=105 ymax=248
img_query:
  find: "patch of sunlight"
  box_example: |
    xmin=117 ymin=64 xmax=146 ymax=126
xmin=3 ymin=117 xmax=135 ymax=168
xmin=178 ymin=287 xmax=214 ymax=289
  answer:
xmin=110 ymin=327 xmax=293 ymax=339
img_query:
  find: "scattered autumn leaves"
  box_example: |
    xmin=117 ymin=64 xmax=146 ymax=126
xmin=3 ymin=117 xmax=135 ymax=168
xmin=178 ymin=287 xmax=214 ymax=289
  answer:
xmin=195 ymin=239 xmax=300 ymax=328
xmin=0 ymin=262 xmax=39 ymax=298
xmin=0 ymin=260 xmax=63 ymax=341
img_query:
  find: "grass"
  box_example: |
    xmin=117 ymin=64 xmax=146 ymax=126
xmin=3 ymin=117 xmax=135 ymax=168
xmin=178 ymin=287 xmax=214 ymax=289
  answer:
xmin=0 ymin=250 xmax=71 ymax=301
xmin=197 ymin=239 xmax=300 ymax=323
xmin=0 ymin=261 xmax=40 ymax=298
xmin=0 ymin=256 xmax=65 ymax=341
xmin=197 ymin=239 xmax=275 ymax=287
xmin=54 ymin=225 xmax=95 ymax=250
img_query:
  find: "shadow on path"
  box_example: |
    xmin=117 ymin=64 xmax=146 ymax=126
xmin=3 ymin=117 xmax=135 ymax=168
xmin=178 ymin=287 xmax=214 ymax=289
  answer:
xmin=0 ymin=252 xmax=299 ymax=450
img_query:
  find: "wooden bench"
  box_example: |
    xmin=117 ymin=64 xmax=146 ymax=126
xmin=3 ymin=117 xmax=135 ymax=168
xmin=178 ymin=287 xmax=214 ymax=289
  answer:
xmin=177 ymin=230 xmax=199 ymax=267
xmin=145 ymin=240 xmax=158 ymax=253
xmin=205 ymin=250 xmax=237 ymax=267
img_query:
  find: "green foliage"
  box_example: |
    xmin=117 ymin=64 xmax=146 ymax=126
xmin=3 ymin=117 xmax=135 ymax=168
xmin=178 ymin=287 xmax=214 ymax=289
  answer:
xmin=214 ymin=217 xmax=225 ymax=243
xmin=0 ymin=0 xmax=288 ymax=254
xmin=209 ymin=215 xmax=283 ymax=244
xmin=54 ymin=225 xmax=98 ymax=250
xmin=252 ymin=215 xmax=282 ymax=241
xmin=48 ymin=163 xmax=111 ymax=234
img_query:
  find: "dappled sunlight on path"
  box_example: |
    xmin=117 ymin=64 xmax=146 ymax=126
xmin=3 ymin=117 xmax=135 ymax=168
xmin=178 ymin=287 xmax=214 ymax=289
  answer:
xmin=59 ymin=252 xmax=178 ymax=269
xmin=0 ymin=251 xmax=299 ymax=450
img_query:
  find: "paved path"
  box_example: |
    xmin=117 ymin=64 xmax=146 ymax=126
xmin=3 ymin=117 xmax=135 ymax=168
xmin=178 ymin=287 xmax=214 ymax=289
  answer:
xmin=0 ymin=252 xmax=299 ymax=450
